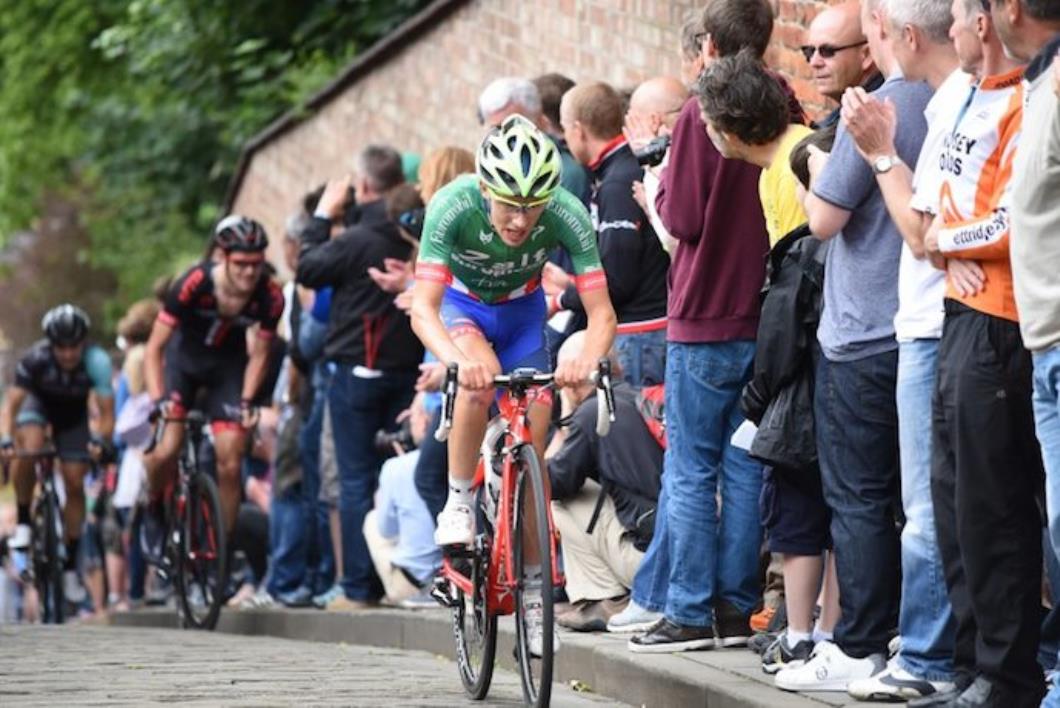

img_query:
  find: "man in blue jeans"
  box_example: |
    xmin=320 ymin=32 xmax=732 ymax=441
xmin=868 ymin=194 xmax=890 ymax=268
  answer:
xmin=776 ymin=0 xmax=932 ymax=692
xmin=297 ymin=145 xmax=423 ymax=608
xmin=624 ymin=0 xmax=801 ymax=653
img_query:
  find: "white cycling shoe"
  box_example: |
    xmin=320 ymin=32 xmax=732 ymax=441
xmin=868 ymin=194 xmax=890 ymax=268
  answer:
xmin=434 ymin=504 xmax=475 ymax=547
xmin=525 ymin=598 xmax=562 ymax=657
xmin=9 ymin=523 xmax=31 ymax=550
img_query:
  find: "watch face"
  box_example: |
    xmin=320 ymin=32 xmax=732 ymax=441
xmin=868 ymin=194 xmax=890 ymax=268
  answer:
xmin=874 ymin=156 xmax=893 ymax=173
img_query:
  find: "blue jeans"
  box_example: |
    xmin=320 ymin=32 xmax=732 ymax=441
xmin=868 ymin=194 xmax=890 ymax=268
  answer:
xmin=328 ymin=366 xmax=417 ymax=601
xmin=896 ymin=341 xmax=955 ymax=681
xmin=267 ymin=484 xmax=306 ymax=596
xmin=816 ymin=349 xmax=900 ymax=659
xmin=300 ymin=376 xmax=335 ymax=593
xmin=614 ymin=329 xmax=667 ymax=387
xmin=663 ymin=341 xmax=762 ymax=627
xmin=1037 ymin=347 xmax=1060 ymax=708
xmin=631 ymin=483 xmax=670 ymax=612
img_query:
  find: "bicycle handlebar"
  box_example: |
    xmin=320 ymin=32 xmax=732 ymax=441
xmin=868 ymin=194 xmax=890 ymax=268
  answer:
xmin=433 ymin=359 xmax=616 ymax=442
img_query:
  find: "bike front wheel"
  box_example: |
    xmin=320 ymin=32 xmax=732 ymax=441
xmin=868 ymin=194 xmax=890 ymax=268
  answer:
xmin=512 ymin=445 xmax=554 ymax=707
xmin=174 ymin=473 xmax=227 ymax=630
xmin=33 ymin=490 xmax=65 ymax=624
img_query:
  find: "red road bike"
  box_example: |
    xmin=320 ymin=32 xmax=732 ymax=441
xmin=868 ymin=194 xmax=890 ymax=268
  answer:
xmin=431 ymin=360 xmax=615 ymax=707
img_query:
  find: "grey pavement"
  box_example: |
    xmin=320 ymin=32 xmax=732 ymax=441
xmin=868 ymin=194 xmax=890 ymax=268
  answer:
xmin=0 ymin=624 xmax=613 ymax=707
xmin=106 ymin=607 xmax=861 ymax=708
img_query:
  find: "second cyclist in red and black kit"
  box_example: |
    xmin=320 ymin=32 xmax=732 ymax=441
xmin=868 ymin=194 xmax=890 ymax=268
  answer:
xmin=142 ymin=216 xmax=284 ymax=554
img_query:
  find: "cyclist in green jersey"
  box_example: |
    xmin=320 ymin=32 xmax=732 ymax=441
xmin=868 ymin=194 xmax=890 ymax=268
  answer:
xmin=411 ymin=115 xmax=617 ymax=653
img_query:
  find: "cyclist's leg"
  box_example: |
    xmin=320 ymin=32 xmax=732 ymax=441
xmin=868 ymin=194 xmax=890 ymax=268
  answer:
xmin=212 ymin=425 xmax=245 ymax=535
xmin=12 ymin=408 xmax=46 ymax=534
xmin=143 ymin=358 xmax=193 ymax=497
xmin=448 ymin=332 xmax=501 ymax=491
xmin=53 ymin=413 xmax=92 ymax=570
xmin=497 ymin=291 xmax=553 ymax=567
xmin=207 ymin=356 xmax=250 ymax=534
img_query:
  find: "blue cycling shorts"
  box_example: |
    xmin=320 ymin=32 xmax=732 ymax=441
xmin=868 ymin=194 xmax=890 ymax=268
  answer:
xmin=440 ymin=288 xmax=549 ymax=374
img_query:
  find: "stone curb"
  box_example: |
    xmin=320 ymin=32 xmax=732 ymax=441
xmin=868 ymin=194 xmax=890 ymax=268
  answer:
xmin=109 ymin=608 xmax=841 ymax=708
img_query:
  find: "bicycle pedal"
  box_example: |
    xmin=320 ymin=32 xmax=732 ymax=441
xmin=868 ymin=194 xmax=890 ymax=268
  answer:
xmin=430 ymin=579 xmax=459 ymax=609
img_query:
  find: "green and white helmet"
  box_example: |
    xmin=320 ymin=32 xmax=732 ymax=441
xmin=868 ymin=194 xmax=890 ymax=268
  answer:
xmin=476 ymin=114 xmax=562 ymax=206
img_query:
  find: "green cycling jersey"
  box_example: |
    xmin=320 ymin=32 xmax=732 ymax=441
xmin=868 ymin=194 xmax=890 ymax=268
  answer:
xmin=416 ymin=174 xmax=605 ymax=303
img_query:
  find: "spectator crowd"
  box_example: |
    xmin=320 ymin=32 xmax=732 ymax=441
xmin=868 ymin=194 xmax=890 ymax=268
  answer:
xmin=3 ymin=0 xmax=1060 ymax=706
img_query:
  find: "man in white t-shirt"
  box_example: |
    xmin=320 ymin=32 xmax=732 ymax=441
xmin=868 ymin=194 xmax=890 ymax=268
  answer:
xmin=834 ymin=0 xmax=967 ymax=701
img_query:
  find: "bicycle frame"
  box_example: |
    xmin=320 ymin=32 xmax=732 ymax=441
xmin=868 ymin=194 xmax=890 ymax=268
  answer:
xmin=168 ymin=413 xmax=219 ymax=566
xmin=440 ymin=386 xmax=564 ymax=616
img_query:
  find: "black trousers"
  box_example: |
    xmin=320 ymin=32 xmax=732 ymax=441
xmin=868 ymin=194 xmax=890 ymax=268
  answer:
xmin=931 ymin=302 xmax=1045 ymax=697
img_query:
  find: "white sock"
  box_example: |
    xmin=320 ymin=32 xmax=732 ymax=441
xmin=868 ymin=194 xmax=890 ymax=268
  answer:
xmin=786 ymin=628 xmax=812 ymax=644
xmin=812 ymin=625 xmax=833 ymax=644
xmin=446 ymin=475 xmax=474 ymax=507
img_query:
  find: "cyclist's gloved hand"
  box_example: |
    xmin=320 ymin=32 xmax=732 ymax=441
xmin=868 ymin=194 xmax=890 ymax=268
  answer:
xmin=240 ymin=399 xmax=259 ymax=429
xmin=0 ymin=437 xmax=14 ymax=465
xmin=88 ymin=434 xmax=116 ymax=464
xmin=149 ymin=398 xmax=169 ymax=423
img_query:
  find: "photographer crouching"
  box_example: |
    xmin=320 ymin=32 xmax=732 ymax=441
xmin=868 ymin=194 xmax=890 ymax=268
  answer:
xmin=363 ymin=394 xmax=441 ymax=607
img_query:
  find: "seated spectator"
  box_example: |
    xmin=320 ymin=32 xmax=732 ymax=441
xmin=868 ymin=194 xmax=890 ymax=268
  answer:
xmin=550 ymin=81 xmax=670 ymax=386
xmin=363 ymin=394 xmax=441 ymax=607
xmin=546 ymin=332 xmax=662 ymax=632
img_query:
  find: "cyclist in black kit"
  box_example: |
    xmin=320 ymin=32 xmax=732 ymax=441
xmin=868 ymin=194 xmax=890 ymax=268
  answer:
xmin=142 ymin=216 xmax=283 ymax=553
xmin=0 ymin=304 xmax=115 ymax=604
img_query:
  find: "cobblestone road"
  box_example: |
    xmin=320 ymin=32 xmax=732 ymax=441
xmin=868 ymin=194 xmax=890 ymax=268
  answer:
xmin=0 ymin=625 xmax=618 ymax=707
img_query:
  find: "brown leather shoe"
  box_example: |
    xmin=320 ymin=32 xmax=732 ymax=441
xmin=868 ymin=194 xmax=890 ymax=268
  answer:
xmin=557 ymin=594 xmax=630 ymax=632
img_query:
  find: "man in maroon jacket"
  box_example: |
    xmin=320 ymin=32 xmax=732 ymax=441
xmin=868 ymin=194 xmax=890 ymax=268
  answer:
xmin=625 ymin=0 xmax=806 ymax=653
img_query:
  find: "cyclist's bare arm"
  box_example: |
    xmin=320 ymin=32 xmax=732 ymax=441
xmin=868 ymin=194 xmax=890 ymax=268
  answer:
xmin=554 ymin=287 xmax=616 ymax=388
xmin=144 ymin=317 xmax=175 ymax=403
xmin=241 ymin=330 xmax=271 ymax=405
xmin=411 ymin=278 xmax=493 ymax=390
xmin=90 ymin=391 xmax=116 ymax=440
xmin=0 ymin=385 xmax=28 ymax=443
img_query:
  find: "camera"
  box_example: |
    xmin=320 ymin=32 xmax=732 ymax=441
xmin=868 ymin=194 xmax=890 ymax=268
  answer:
xmin=374 ymin=419 xmax=415 ymax=459
xmin=634 ymin=135 xmax=672 ymax=167
xmin=342 ymin=185 xmax=361 ymax=227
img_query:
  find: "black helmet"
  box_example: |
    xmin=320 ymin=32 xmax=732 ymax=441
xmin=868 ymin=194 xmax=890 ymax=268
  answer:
xmin=214 ymin=215 xmax=268 ymax=253
xmin=42 ymin=304 xmax=90 ymax=346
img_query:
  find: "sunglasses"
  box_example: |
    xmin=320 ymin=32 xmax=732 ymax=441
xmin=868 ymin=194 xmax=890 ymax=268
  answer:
xmin=490 ymin=195 xmax=549 ymax=214
xmin=228 ymin=256 xmax=265 ymax=270
xmin=800 ymin=40 xmax=867 ymax=62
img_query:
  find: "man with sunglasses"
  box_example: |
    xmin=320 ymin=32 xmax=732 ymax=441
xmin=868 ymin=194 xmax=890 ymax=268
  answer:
xmin=411 ymin=114 xmax=617 ymax=655
xmin=143 ymin=215 xmax=283 ymax=556
xmin=802 ymin=1 xmax=882 ymax=128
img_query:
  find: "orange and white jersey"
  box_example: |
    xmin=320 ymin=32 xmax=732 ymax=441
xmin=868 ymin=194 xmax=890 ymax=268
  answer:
xmin=934 ymin=68 xmax=1024 ymax=322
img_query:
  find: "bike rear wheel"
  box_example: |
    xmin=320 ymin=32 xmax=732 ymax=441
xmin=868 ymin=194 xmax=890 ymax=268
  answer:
xmin=33 ymin=490 xmax=65 ymax=624
xmin=174 ymin=473 xmax=227 ymax=630
xmin=512 ymin=445 xmax=554 ymax=707
xmin=452 ymin=536 xmax=498 ymax=699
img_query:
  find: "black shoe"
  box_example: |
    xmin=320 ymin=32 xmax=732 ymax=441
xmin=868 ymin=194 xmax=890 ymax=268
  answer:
xmin=715 ymin=599 xmax=752 ymax=648
xmin=761 ymin=634 xmax=814 ymax=674
xmin=941 ymin=676 xmax=1043 ymax=708
xmin=748 ymin=630 xmax=778 ymax=655
xmin=627 ymin=618 xmax=714 ymax=654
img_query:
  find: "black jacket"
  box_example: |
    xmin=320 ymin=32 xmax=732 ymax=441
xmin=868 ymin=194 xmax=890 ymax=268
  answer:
xmin=740 ymin=226 xmax=826 ymax=472
xmin=560 ymin=142 xmax=669 ymax=326
xmin=296 ymin=200 xmax=423 ymax=371
xmin=547 ymin=383 xmax=662 ymax=551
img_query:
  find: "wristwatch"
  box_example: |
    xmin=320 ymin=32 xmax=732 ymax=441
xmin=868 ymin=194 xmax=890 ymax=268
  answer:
xmin=872 ymin=155 xmax=901 ymax=175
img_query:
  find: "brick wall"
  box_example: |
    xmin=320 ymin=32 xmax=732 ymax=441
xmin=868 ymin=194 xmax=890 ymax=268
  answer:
xmin=232 ymin=0 xmax=838 ymax=274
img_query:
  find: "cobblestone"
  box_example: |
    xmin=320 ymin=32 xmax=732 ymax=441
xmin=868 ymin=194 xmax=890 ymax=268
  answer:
xmin=0 ymin=624 xmax=615 ymax=707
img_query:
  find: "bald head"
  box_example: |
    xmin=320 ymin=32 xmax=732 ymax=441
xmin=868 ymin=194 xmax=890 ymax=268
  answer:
xmin=805 ymin=1 xmax=875 ymax=102
xmin=628 ymin=76 xmax=689 ymax=136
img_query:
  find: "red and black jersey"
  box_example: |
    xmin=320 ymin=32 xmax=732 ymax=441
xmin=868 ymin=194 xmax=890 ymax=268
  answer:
xmin=159 ymin=262 xmax=284 ymax=356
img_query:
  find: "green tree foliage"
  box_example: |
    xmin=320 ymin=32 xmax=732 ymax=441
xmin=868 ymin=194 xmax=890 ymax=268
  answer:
xmin=0 ymin=0 xmax=431 ymax=340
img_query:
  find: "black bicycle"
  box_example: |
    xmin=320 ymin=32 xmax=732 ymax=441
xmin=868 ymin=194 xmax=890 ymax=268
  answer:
xmin=145 ymin=410 xmax=228 ymax=630
xmin=2 ymin=448 xmax=66 ymax=623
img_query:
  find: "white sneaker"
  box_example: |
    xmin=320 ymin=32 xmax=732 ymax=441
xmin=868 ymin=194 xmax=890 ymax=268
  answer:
xmin=434 ymin=504 xmax=475 ymax=547
xmin=9 ymin=523 xmax=31 ymax=550
xmin=524 ymin=599 xmax=561 ymax=658
xmin=606 ymin=599 xmax=663 ymax=633
xmin=774 ymin=640 xmax=885 ymax=692
xmin=848 ymin=660 xmax=955 ymax=701
xmin=63 ymin=570 xmax=87 ymax=605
